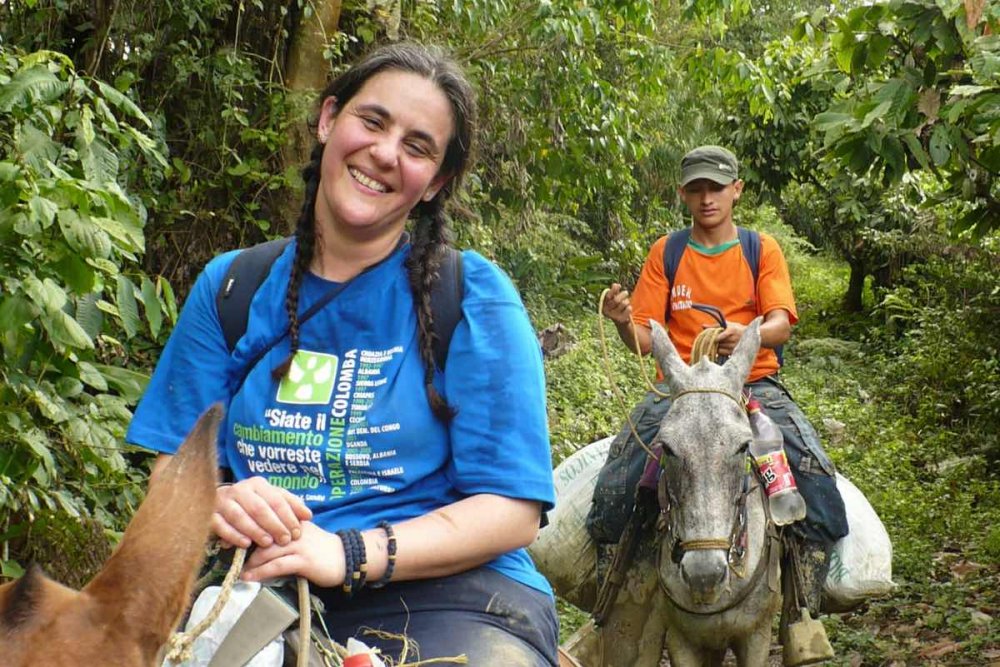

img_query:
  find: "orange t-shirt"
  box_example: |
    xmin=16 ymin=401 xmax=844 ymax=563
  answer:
xmin=630 ymin=231 xmax=798 ymax=382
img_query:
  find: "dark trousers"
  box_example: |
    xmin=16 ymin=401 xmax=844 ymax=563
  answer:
xmin=312 ymin=566 xmax=559 ymax=667
xmin=587 ymin=375 xmax=849 ymax=547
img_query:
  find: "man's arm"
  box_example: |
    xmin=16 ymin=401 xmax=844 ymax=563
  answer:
xmin=602 ymin=283 xmax=651 ymax=355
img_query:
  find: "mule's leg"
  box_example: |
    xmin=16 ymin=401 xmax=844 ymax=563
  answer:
xmin=662 ymin=628 xmax=708 ymax=667
xmin=565 ymin=546 xmax=668 ymax=667
xmin=732 ymin=620 xmax=773 ymax=667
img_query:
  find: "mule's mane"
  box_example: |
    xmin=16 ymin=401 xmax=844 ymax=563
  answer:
xmin=1 ymin=566 xmax=44 ymax=630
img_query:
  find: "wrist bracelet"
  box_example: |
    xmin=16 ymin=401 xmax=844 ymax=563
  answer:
xmin=336 ymin=529 xmax=355 ymax=595
xmin=369 ymin=521 xmax=396 ymax=589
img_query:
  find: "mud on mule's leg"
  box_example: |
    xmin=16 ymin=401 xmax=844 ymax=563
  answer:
xmin=566 ymin=546 xmax=669 ymax=667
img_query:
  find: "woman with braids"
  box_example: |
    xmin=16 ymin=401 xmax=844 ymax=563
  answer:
xmin=126 ymin=43 xmax=558 ymax=665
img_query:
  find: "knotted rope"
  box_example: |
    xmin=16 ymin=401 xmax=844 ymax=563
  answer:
xmin=596 ymin=288 xmax=728 ymax=457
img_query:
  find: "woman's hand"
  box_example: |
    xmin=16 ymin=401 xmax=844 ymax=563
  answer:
xmin=241 ymin=521 xmax=345 ymax=587
xmin=213 ymin=476 xmax=313 ymax=549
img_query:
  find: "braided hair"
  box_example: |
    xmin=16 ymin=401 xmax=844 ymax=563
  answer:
xmin=273 ymin=43 xmax=477 ymax=423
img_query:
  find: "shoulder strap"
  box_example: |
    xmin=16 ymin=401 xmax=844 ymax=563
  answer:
xmin=217 ymin=238 xmax=464 ymax=370
xmin=429 ymin=246 xmax=464 ymax=371
xmin=662 ymin=228 xmax=691 ymax=321
xmin=737 ymin=226 xmax=761 ymax=286
xmin=216 ymin=237 xmax=293 ymax=353
xmin=737 ymin=227 xmax=783 ymax=366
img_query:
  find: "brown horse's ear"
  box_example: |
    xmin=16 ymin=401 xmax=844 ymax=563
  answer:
xmin=651 ymin=320 xmax=691 ymax=393
xmin=724 ymin=317 xmax=762 ymax=389
xmin=83 ymin=405 xmax=221 ymax=650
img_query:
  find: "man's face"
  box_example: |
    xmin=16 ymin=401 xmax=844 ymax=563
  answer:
xmin=678 ymin=178 xmax=744 ymax=230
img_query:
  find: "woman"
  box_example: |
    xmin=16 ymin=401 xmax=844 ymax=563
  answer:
xmin=127 ymin=43 xmax=558 ymax=665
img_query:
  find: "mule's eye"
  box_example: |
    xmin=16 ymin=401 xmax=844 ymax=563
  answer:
xmin=736 ymin=440 xmax=751 ymax=456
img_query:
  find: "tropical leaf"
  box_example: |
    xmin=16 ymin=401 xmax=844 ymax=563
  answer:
xmin=115 ymin=274 xmax=141 ymax=338
xmin=57 ymin=208 xmax=113 ymax=258
xmin=43 ymin=308 xmax=94 ymax=350
xmin=0 ymin=65 xmax=68 ymax=112
xmin=94 ymin=80 xmax=152 ymax=128
xmin=89 ymin=363 xmax=149 ymax=403
xmin=140 ymin=276 xmax=162 ymax=339
xmin=78 ymin=136 xmax=119 ymax=184
xmin=75 ymin=293 xmax=103 ymax=338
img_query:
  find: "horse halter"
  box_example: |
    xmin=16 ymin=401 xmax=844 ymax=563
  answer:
xmin=659 ymin=386 xmax=752 ymax=578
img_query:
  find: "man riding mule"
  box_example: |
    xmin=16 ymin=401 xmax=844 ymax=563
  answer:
xmin=584 ymin=145 xmax=848 ymax=665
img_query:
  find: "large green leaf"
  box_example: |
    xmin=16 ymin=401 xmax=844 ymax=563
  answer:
xmin=140 ymin=276 xmax=162 ymax=339
xmin=115 ymin=274 xmax=141 ymax=338
xmin=77 ymin=361 xmax=109 ymax=391
xmin=57 ymin=208 xmax=113 ymax=258
xmin=94 ymin=80 xmax=152 ymax=128
xmin=78 ymin=136 xmax=119 ymax=184
xmin=17 ymin=123 xmax=60 ymax=172
xmin=75 ymin=292 xmax=104 ymax=338
xmin=23 ymin=275 xmax=67 ymax=313
xmin=43 ymin=308 xmax=94 ymax=350
xmin=0 ymin=295 xmax=37 ymax=330
xmin=0 ymin=65 xmax=68 ymax=112
xmin=89 ymin=364 xmax=149 ymax=403
xmin=929 ymin=124 xmax=951 ymax=165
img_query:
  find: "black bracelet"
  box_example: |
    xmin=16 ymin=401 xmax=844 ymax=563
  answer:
xmin=370 ymin=521 xmax=396 ymax=589
xmin=354 ymin=528 xmax=368 ymax=590
xmin=336 ymin=529 xmax=355 ymax=595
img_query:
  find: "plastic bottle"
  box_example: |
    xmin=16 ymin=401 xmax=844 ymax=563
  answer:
xmin=747 ymin=398 xmax=807 ymax=525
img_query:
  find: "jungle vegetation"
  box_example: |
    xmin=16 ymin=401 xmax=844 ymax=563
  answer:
xmin=0 ymin=0 xmax=997 ymax=662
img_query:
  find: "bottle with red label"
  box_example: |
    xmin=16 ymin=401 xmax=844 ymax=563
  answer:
xmin=747 ymin=399 xmax=807 ymax=525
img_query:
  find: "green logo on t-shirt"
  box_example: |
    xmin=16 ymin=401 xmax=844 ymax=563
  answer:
xmin=277 ymin=350 xmax=338 ymax=404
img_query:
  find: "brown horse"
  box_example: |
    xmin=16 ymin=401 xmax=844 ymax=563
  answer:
xmin=0 ymin=406 xmax=220 ymax=667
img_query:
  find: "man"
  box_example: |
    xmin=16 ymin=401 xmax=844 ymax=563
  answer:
xmin=594 ymin=145 xmax=848 ymax=663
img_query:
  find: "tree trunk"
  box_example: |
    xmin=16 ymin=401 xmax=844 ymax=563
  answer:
xmin=843 ymin=258 xmax=867 ymax=312
xmin=284 ymin=0 xmax=343 ymax=158
xmin=277 ymin=0 xmax=343 ymax=230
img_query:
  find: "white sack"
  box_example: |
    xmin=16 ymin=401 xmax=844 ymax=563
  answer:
xmin=824 ymin=473 xmax=896 ymax=609
xmin=529 ymin=437 xmax=612 ymax=610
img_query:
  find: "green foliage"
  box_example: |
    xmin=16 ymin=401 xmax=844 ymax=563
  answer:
xmin=800 ymin=1 xmax=1000 ymax=235
xmin=0 ymin=47 xmax=170 ymax=580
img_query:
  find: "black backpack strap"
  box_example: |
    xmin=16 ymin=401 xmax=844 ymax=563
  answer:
xmin=737 ymin=226 xmax=761 ymax=286
xmin=736 ymin=227 xmax=783 ymax=365
xmin=429 ymin=247 xmax=464 ymax=371
xmin=216 ymin=237 xmax=293 ymax=353
xmin=662 ymin=227 xmax=691 ymax=322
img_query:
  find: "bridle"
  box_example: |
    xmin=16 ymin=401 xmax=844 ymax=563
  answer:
xmin=654 ymin=386 xmax=771 ymax=614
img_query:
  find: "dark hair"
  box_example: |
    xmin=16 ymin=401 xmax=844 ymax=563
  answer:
xmin=274 ymin=42 xmax=477 ymax=422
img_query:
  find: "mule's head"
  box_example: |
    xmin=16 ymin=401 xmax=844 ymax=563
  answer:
xmin=650 ymin=319 xmax=761 ymax=605
xmin=0 ymin=405 xmax=221 ymax=667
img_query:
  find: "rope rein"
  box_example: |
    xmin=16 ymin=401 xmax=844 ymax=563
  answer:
xmin=596 ymin=288 xmax=740 ymax=458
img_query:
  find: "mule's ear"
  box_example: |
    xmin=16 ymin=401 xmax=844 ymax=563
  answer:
xmin=724 ymin=317 xmax=762 ymax=387
xmin=651 ymin=320 xmax=690 ymax=390
xmin=84 ymin=404 xmax=222 ymax=654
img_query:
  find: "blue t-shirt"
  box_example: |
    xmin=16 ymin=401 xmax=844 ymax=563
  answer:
xmin=127 ymin=240 xmax=555 ymax=595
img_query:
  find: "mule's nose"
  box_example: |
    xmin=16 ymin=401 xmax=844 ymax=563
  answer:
xmin=681 ymin=551 xmax=728 ymax=602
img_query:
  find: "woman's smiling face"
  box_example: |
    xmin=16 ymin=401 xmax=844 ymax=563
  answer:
xmin=314 ymin=69 xmax=455 ymax=239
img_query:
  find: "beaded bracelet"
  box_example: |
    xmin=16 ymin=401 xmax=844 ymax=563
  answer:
xmin=354 ymin=528 xmax=368 ymax=590
xmin=369 ymin=521 xmax=396 ymax=589
xmin=336 ymin=529 xmax=355 ymax=595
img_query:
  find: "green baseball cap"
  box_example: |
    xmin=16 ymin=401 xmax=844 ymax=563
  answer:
xmin=680 ymin=145 xmax=739 ymax=186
